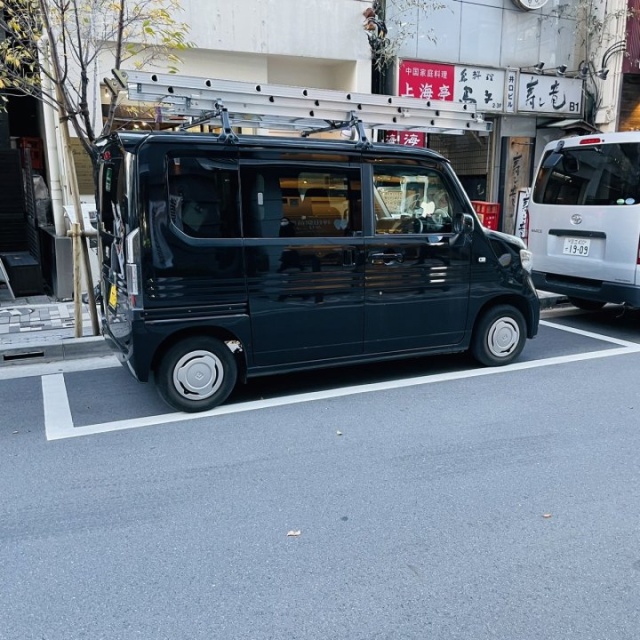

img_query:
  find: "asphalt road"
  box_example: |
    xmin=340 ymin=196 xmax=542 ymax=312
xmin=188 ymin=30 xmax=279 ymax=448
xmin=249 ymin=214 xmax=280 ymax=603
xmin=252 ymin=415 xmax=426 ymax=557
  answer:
xmin=2 ymin=304 xmax=640 ymax=639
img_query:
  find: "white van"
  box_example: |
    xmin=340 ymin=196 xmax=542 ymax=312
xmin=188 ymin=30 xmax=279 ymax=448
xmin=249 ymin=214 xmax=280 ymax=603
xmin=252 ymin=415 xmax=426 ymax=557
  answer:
xmin=527 ymin=132 xmax=640 ymax=310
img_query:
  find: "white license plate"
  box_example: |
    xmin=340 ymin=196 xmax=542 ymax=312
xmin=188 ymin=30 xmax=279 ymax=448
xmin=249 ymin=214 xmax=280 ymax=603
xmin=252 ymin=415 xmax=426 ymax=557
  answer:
xmin=562 ymin=238 xmax=591 ymax=256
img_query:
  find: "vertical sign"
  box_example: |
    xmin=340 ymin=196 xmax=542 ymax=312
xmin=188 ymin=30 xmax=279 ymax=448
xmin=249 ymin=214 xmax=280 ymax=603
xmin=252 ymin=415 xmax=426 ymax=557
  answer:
xmin=514 ymin=188 xmax=531 ymax=242
xmin=505 ymin=68 xmax=518 ymax=113
xmin=503 ymin=138 xmax=533 ymax=234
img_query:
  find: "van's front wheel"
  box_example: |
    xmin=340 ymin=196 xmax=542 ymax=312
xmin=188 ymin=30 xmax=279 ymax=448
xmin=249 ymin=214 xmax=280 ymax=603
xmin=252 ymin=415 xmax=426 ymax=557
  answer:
xmin=472 ymin=305 xmax=526 ymax=366
xmin=157 ymin=337 xmax=237 ymax=412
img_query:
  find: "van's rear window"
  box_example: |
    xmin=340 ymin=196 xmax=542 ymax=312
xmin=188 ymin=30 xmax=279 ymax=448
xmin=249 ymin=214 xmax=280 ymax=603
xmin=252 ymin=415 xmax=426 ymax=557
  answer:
xmin=533 ymin=142 xmax=640 ymax=206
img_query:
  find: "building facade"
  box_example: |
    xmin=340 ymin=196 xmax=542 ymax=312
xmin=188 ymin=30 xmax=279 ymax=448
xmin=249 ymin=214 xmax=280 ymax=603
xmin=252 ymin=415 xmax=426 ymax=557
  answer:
xmin=89 ymin=0 xmax=632 ymax=233
xmin=28 ymin=0 xmax=640 ymax=221
xmin=1 ymin=0 xmax=635 ymax=298
xmin=382 ymin=0 xmax=630 ymax=235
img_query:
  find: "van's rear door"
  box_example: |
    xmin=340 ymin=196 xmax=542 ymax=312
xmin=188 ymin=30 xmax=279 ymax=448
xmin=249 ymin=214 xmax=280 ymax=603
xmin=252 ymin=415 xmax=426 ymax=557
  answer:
xmin=529 ymin=139 xmax=640 ymax=287
xmin=96 ymin=136 xmax=135 ymax=350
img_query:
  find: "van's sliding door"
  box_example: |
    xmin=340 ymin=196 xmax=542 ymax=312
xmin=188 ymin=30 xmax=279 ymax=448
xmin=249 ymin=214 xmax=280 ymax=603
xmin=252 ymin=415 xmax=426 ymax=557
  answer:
xmin=241 ymin=157 xmax=365 ymax=367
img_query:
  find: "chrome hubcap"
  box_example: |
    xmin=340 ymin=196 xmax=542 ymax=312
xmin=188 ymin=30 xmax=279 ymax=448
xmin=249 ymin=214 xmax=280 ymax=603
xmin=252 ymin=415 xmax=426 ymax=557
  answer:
xmin=487 ymin=318 xmax=520 ymax=358
xmin=173 ymin=350 xmax=224 ymax=400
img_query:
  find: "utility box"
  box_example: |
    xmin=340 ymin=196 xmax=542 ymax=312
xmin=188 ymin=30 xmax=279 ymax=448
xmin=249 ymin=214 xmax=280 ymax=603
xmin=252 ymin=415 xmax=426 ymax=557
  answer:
xmin=0 ymin=252 xmax=43 ymax=297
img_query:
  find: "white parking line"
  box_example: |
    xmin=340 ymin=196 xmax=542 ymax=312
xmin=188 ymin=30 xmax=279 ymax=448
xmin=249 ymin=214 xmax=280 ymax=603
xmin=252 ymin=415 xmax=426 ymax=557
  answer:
xmin=42 ymin=374 xmax=74 ymax=440
xmin=42 ymin=324 xmax=640 ymax=441
xmin=540 ymin=319 xmax=640 ymax=348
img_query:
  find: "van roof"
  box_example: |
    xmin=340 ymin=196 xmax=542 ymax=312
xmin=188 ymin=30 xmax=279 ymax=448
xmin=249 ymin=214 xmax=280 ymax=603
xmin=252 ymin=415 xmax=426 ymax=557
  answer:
xmin=103 ymin=130 xmax=449 ymax=163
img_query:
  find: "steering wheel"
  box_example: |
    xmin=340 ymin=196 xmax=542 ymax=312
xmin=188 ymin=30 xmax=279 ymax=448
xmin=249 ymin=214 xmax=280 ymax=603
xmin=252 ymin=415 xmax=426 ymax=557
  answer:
xmin=401 ymin=217 xmax=425 ymax=234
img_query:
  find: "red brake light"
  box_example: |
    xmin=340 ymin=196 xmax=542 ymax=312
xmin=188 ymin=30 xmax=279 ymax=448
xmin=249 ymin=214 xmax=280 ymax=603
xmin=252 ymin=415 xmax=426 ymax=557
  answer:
xmin=579 ymin=137 xmax=602 ymax=145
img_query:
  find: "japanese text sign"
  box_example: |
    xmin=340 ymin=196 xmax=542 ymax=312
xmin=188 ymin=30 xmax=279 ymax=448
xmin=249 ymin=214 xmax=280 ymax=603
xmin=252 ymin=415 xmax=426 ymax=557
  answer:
xmin=384 ymin=131 xmax=426 ymax=147
xmin=400 ymin=60 xmax=506 ymax=112
xmin=517 ymin=74 xmax=583 ymax=115
xmin=399 ymin=61 xmax=454 ymax=102
xmin=454 ymin=66 xmax=506 ymax=111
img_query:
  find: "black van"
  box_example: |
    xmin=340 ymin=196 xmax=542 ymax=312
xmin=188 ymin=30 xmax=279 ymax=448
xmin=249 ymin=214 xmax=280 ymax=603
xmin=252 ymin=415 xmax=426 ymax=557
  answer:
xmin=96 ymin=131 xmax=539 ymax=412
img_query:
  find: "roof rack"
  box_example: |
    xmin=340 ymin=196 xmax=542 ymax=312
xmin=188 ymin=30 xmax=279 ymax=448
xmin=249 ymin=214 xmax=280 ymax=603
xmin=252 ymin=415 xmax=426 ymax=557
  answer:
xmin=106 ymin=69 xmax=492 ymax=146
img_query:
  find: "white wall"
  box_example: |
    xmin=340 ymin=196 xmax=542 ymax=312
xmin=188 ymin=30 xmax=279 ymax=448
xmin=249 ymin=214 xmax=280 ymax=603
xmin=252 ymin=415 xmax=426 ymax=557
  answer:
xmin=95 ymin=0 xmax=373 ymax=119
xmin=180 ymin=0 xmax=371 ymax=63
xmin=392 ymin=0 xmax=581 ymax=70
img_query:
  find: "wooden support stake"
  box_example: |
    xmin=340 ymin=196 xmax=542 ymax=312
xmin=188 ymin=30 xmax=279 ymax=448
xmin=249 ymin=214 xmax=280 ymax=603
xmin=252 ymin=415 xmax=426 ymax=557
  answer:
xmin=71 ymin=222 xmax=82 ymax=338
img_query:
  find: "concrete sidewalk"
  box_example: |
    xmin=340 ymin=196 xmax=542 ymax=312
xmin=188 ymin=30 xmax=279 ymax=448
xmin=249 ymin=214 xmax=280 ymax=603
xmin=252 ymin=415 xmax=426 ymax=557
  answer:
xmin=0 ymin=291 xmax=111 ymax=366
xmin=0 ymin=288 xmax=568 ymax=367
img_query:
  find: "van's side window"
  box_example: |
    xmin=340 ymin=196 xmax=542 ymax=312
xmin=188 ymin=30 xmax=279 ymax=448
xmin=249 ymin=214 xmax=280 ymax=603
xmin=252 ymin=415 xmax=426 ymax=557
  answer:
xmin=241 ymin=166 xmax=362 ymax=237
xmin=167 ymin=156 xmax=240 ymax=238
xmin=373 ymin=166 xmax=454 ymax=235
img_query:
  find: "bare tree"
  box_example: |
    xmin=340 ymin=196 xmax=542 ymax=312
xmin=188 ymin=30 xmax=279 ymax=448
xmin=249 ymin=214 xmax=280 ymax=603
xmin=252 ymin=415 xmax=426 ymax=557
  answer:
xmin=0 ymin=0 xmax=191 ymax=162
xmin=0 ymin=0 xmax=190 ymax=334
xmin=362 ymin=0 xmax=447 ymax=71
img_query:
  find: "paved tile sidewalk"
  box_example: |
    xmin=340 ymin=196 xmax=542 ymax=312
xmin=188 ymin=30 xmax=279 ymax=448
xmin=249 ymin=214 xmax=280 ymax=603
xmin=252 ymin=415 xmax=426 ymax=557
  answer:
xmin=0 ymin=289 xmax=108 ymax=364
xmin=0 ymin=300 xmax=87 ymax=335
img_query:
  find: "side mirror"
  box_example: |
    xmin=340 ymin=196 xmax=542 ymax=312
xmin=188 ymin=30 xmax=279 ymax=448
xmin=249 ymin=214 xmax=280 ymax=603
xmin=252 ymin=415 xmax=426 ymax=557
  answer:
xmin=452 ymin=212 xmax=474 ymax=234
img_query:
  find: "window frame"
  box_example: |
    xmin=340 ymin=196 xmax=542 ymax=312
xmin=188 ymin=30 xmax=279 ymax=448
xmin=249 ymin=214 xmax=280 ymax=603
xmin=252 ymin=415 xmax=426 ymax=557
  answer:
xmin=164 ymin=152 xmax=241 ymax=240
xmin=239 ymin=161 xmax=363 ymax=239
xmin=369 ymin=162 xmax=458 ymax=237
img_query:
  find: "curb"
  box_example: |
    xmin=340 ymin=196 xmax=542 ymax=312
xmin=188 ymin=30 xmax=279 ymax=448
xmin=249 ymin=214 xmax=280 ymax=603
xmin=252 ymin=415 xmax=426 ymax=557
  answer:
xmin=0 ymin=336 xmax=111 ymax=366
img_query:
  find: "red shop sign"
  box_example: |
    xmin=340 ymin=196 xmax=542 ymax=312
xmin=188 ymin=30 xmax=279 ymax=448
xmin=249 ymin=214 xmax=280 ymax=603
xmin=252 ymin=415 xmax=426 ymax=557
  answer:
xmin=399 ymin=60 xmax=455 ymax=102
xmin=384 ymin=131 xmax=426 ymax=147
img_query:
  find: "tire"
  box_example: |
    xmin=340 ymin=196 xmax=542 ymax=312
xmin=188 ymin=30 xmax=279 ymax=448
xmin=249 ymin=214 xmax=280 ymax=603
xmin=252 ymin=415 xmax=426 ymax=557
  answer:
xmin=471 ymin=305 xmax=526 ymax=366
xmin=568 ymin=297 xmax=606 ymax=312
xmin=157 ymin=336 xmax=238 ymax=413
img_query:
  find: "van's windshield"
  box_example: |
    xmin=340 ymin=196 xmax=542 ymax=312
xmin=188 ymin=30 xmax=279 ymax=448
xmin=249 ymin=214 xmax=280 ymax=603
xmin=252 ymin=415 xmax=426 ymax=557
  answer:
xmin=532 ymin=142 xmax=640 ymax=206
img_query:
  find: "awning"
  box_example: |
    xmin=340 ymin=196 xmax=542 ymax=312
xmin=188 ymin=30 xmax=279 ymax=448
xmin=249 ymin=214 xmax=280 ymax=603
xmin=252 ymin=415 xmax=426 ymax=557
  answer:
xmin=538 ymin=119 xmax=600 ymax=133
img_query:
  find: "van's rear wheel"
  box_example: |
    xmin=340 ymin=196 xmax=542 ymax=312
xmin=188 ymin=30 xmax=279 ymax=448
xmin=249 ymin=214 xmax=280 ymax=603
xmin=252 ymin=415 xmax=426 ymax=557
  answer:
xmin=472 ymin=305 xmax=526 ymax=366
xmin=157 ymin=337 xmax=237 ymax=413
xmin=568 ymin=297 xmax=606 ymax=312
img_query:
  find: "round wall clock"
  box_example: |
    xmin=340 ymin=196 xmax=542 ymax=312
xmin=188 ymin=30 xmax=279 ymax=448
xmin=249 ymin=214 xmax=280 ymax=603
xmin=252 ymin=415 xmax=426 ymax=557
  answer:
xmin=511 ymin=0 xmax=549 ymax=10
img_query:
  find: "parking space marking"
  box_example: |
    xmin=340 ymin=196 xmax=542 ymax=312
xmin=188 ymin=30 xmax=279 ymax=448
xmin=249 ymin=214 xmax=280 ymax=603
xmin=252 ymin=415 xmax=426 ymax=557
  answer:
xmin=42 ymin=374 xmax=74 ymax=440
xmin=42 ymin=327 xmax=640 ymax=441
xmin=540 ymin=319 xmax=640 ymax=348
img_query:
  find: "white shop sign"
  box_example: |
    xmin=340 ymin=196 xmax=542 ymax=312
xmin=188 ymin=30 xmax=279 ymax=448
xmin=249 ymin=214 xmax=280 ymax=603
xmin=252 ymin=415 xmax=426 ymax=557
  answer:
xmin=453 ymin=66 xmax=506 ymax=112
xmin=517 ymin=74 xmax=583 ymax=115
